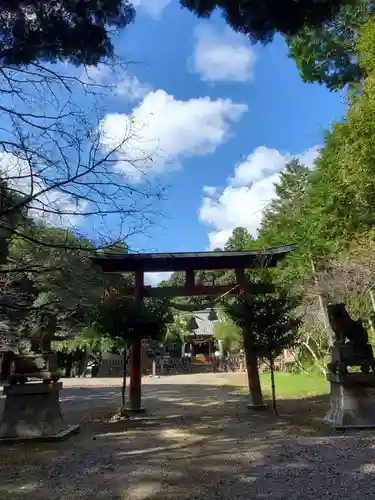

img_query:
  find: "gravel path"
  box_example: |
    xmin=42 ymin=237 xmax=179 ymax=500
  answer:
xmin=1 ymin=373 xmax=375 ymax=500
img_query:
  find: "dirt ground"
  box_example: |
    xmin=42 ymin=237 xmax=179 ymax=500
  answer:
xmin=0 ymin=373 xmax=373 ymax=500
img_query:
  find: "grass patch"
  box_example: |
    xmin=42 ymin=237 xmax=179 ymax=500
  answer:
xmin=261 ymin=372 xmax=329 ymax=399
xmin=232 ymin=372 xmax=329 ymax=399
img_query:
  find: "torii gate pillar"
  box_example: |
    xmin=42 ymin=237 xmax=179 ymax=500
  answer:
xmin=128 ymin=270 xmax=144 ymax=412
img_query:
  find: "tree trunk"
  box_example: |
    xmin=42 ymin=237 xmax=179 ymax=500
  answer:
xmin=121 ymin=347 xmax=127 ymax=409
xmin=369 ymin=290 xmax=375 ymax=314
xmin=244 ymin=341 xmax=264 ymax=407
xmin=129 ymin=338 xmax=142 ymax=410
xmin=76 ymin=347 xmax=87 ymax=377
xmin=302 ymin=341 xmax=326 ymax=375
xmin=65 ymin=356 xmax=73 ymax=378
xmin=269 ymin=354 xmax=277 ymax=415
xmin=310 ymin=256 xmax=332 ymax=346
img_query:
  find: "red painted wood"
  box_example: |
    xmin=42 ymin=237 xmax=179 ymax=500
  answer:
xmin=129 ymin=270 xmax=144 ymax=411
xmin=129 ymin=337 xmax=142 ymax=410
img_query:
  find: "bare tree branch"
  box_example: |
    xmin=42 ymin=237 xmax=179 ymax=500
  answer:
xmin=0 ymin=60 xmax=165 ymax=324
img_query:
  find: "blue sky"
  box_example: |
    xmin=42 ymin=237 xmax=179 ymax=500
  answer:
xmin=3 ymin=0 xmax=346 ymax=285
xmin=94 ymin=0 xmax=345 ymax=264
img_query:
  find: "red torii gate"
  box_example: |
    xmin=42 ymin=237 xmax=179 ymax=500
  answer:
xmin=92 ymin=245 xmax=295 ymax=411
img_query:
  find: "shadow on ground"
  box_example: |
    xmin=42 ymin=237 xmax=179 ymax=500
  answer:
xmin=1 ymin=384 xmax=374 ymax=500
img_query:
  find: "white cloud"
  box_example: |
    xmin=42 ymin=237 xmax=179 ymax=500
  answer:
xmin=82 ymin=65 xmax=151 ymax=103
xmin=230 ymin=147 xmax=288 ymax=186
xmin=144 ymin=272 xmax=172 ymax=286
xmin=199 ymin=145 xmax=320 ymax=249
xmin=132 ymin=0 xmax=171 ymax=19
xmin=190 ymin=24 xmax=256 ymax=83
xmin=100 ymin=90 xmax=247 ymax=182
xmin=115 ymin=74 xmax=151 ymax=102
xmin=203 ymin=186 xmax=217 ymax=197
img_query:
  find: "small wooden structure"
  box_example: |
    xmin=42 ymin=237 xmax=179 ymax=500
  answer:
xmin=91 ymin=245 xmax=295 ymax=410
xmin=182 ymin=309 xmax=217 ymax=362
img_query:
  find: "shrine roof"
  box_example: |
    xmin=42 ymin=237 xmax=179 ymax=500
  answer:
xmin=91 ymin=244 xmax=296 ymax=273
xmin=185 ymin=310 xmax=215 ymax=337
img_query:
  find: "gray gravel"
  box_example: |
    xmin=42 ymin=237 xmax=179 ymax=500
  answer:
xmin=1 ymin=373 xmax=375 ymax=500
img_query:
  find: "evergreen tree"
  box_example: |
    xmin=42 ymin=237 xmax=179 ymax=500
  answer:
xmin=180 ymin=0 xmax=355 ymax=41
xmin=259 ymin=158 xmax=311 ymax=247
xmin=0 ymin=0 xmax=135 ymax=65
xmin=224 ymin=284 xmax=300 ymax=414
xmin=225 ymin=227 xmax=255 ymax=251
xmin=287 ymin=0 xmax=371 ymax=91
xmin=91 ymin=296 xmax=172 ymax=413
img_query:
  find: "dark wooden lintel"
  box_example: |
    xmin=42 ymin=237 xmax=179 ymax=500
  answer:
xmin=123 ymin=283 xmax=274 ymax=298
xmin=91 ymin=245 xmax=296 ymax=273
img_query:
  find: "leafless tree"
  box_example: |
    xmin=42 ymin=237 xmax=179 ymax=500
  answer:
xmin=290 ymin=244 xmax=375 ymax=371
xmin=0 ymin=62 xmax=163 ymax=255
xmin=0 ymin=61 xmax=163 ymax=324
xmin=311 ymin=250 xmax=375 ymax=316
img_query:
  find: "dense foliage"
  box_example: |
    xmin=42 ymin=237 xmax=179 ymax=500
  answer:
xmin=182 ymin=0 xmax=372 ymax=92
xmin=180 ymin=0 xmax=352 ymax=41
xmin=246 ymin=17 xmax=375 ymax=370
xmin=223 ymin=283 xmax=300 ymax=411
xmin=91 ymin=296 xmax=172 ymax=347
xmin=286 ymin=0 xmax=372 ymax=90
xmin=214 ymin=318 xmax=242 ymax=354
xmin=0 ymin=0 xmax=135 ymax=65
xmin=260 ymin=17 xmax=375 ymax=261
xmin=90 ymin=295 xmax=172 ymax=409
xmin=223 ymin=287 xmax=300 ymax=360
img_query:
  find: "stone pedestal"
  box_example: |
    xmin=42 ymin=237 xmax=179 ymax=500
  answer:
xmin=329 ymin=343 xmax=375 ymax=374
xmin=0 ymin=382 xmax=79 ymax=443
xmin=8 ymin=352 xmax=60 ymax=384
xmin=325 ymin=373 xmax=375 ymax=428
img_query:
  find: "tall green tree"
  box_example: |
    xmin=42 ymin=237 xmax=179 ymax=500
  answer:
xmin=225 ymin=227 xmax=255 ymax=251
xmin=91 ymin=296 xmax=172 ymax=413
xmin=298 ymin=18 xmax=375 ymax=253
xmin=214 ymin=318 xmax=242 ymax=354
xmin=258 ymin=158 xmax=321 ymax=275
xmin=180 ymin=0 xmax=357 ymax=41
xmin=8 ymin=225 xmax=129 ymax=310
xmin=165 ymin=315 xmax=188 ymax=346
xmin=287 ymin=0 xmax=372 ymax=91
xmin=260 ymin=158 xmax=311 ymax=248
xmin=224 ymin=286 xmax=301 ymax=414
xmin=255 ymin=18 xmax=375 ymax=356
xmin=0 ymin=0 xmax=135 ymax=65
xmin=0 ymin=178 xmax=28 ymax=266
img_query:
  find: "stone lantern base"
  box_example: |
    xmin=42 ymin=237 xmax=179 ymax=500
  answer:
xmin=0 ymin=382 xmax=79 ymax=443
xmin=324 ymin=372 xmax=375 ymax=429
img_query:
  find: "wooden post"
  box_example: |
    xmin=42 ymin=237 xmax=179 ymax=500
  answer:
xmin=129 ymin=269 xmax=144 ymax=412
